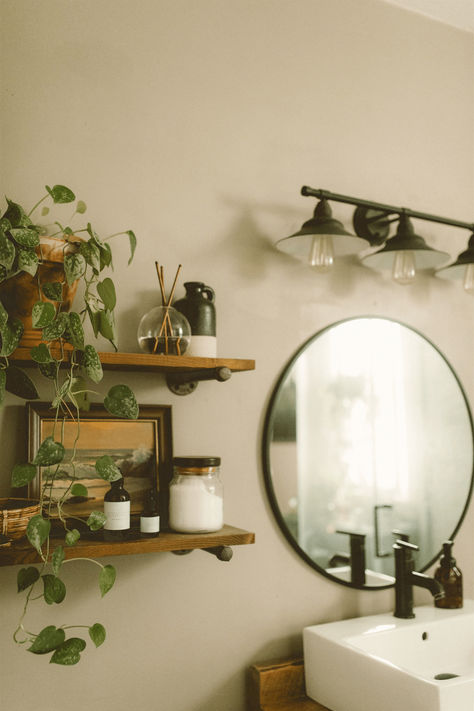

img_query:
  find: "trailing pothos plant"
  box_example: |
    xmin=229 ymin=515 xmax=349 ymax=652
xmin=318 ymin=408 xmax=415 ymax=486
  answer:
xmin=0 ymin=184 xmax=139 ymax=665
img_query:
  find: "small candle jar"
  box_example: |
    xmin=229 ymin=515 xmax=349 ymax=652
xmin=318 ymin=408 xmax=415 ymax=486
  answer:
xmin=169 ymin=456 xmax=223 ymax=533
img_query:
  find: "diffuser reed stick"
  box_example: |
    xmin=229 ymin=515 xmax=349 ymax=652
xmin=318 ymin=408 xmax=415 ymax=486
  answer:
xmin=154 ymin=262 xmax=182 ymax=354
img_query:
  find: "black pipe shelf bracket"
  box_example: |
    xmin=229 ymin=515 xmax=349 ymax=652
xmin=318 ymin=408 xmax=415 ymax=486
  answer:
xmin=166 ymin=366 xmax=232 ymax=395
xmin=172 ymin=545 xmax=234 ymax=561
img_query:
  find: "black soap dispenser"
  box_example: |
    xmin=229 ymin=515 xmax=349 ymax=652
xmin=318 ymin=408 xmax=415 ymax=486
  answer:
xmin=434 ymin=540 xmax=463 ymax=609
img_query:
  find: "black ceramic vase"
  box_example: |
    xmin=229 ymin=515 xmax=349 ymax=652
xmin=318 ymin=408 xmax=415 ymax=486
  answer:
xmin=173 ymin=282 xmax=217 ymax=357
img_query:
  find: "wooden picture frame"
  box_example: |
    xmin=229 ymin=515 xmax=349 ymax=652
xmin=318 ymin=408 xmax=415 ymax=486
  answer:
xmin=27 ymin=403 xmax=173 ymax=527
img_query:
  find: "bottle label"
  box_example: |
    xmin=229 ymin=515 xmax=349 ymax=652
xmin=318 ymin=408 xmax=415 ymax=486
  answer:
xmin=104 ymin=501 xmax=130 ymax=530
xmin=140 ymin=515 xmax=160 ymax=534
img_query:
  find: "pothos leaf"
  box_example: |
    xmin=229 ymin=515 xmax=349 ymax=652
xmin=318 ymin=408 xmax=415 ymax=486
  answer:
xmin=17 ymin=566 xmax=40 ymax=592
xmin=86 ymin=510 xmax=106 ymax=531
xmin=98 ymin=309 xmax=116 ymax=345
xmin=0 ymin=318 xmax=24 ymax=356
xmin=5 ymin=365 xmax=39 ymax=399
xmin=68 ymin=375 xmax=90 ymax=411
xmin=0 ymin=231 xmax=15 ymax=270
xmin=33 ymin=436 xmax=65 ymax=466
xmin=31 ymin=301 xmax=55 ymax=328
xmin=64 ymin=253 xmax=86 ymax=285
xmin=9 ymin=226 xmax=40 ymax=248
xmin=30 ymin=342 xmax=53 ymax=364
xmin=26 ymin=515 xmax=51 ymax=553
xmin=38 ymin=361 xmax=58 ymax=380
xmin=3 ymin=199 xmax=32 ymax=228
xmin=97 ymin=277 xmax=116 ymax=311
xmin=95 ymin=454 xmax=122 ymax=482
xmin=11 ymin=462 xmax=37 ymax=487
xmin=28 ymin=626 xmax=65 ymax=655
xmin=79 ymin=240 xmax=100 ymax=273
xmin=50 ymin=637 xmax=86 ymax=665
xmin=42 ymin=312 xmax=68 ymax=341
xmin=0 ymin=300 xmax=8 ymax=330
xmin=99 ymin=564 xmax=116 ymax=597
xmin=42 ymin=574 xmax=66 ymax=604
xmin=65 ymin=528 xmax=80 ymax=546
xmin=89 ymin=623 xmax=106 ymax=648
xmin=81 ymin=344 xmax=103 ymax=383
xmin=51 ymin=546 xmax=65 ymax=575
xmin=41 ymin=281 xmax=63 ymax=302
xmin=126 ymin=230 xmax=137 ymax=265
xmin=17 ymin=248 xmax=39 ymax=276
xmin=104 ymin=384 xmax=139 ymax=419
xmin=46 ymin=185 xmax=75 ymax=204
xmin=65 ymin=312 xmax=84 ymax=350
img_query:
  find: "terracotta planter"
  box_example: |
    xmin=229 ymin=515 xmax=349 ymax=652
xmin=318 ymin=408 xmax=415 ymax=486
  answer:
xmin=0 ymin=236 xmax=81 ymax=349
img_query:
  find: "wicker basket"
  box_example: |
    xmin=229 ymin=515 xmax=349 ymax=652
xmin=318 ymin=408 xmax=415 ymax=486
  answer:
xmin=0 ymin=498 xmax=41 ymax=540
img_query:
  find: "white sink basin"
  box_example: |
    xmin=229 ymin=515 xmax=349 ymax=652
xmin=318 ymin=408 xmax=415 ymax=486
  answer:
xmin=303 ymin=600 xmax=474 ymax=711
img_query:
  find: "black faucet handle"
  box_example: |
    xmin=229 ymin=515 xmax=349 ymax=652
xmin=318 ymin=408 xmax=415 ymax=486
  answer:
xmin=394 ymin=539 xmax=419 ymax=552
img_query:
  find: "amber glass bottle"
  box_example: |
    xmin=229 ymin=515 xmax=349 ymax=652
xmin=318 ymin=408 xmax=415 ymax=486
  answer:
xmin=434 ymin=540 xmax=463 ymax=609
xmin=104 ymin=477 xmax=131 ymax=542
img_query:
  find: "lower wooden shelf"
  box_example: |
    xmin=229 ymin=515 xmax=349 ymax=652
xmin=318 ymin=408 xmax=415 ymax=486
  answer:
xmin=0 ymin=524 xmax=255 ymax=567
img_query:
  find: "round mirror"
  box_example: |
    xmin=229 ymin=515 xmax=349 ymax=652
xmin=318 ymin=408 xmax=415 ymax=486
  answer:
xmin=262 ymin=317 xmax=474 ymax=589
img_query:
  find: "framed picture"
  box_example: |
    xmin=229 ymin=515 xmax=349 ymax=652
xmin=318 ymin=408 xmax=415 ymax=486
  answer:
xmin=27 ymin=403 xmax=173 ymax=525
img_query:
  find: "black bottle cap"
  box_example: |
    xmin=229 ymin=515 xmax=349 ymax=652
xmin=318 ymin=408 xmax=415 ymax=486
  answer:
xmin=440 ymin=540 xmax=456 ymax=566
xmin=173 ymin=456 xmax=221 ymax=467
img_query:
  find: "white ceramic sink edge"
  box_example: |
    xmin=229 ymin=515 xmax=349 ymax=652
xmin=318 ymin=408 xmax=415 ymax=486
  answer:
xmin=303 ymin=600 xmax=474 ymax=711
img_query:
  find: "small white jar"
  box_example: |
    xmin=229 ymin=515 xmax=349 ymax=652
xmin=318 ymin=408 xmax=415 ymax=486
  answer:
xmin=169 ymin=456 xmax=223 ymax=533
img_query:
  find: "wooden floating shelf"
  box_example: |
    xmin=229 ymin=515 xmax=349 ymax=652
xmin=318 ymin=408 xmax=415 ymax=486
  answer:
xmin=10 ymin=348 xmax=255 ymax=375
xmin=0 ymin=524 xmax=255 ymax=567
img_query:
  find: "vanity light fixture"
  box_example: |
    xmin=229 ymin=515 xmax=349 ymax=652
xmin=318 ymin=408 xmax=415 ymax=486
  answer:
xmin=436 ymin=233 xmax=474 ymax=294
xmin=362 ymin=213 xmax=449 ymax=285
xmin=275 ymin=198 xmax=369 ymax=272
xmin=279 ymin=186 xmax=474 ymax=288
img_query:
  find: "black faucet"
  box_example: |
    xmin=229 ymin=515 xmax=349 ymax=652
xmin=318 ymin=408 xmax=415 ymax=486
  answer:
xmin=335 ymin=530 xmax=366 ymax=587
xmin=393 ymin=539 xmax=444 ymax=619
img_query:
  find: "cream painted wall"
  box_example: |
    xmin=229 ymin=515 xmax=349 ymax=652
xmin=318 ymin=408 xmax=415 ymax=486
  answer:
xmin=0 ymin=1 xmax=473 ymax=709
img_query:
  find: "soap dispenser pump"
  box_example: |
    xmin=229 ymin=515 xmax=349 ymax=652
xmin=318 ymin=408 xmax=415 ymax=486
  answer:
xmin=434 ymin=540 xmax=463 ymax=609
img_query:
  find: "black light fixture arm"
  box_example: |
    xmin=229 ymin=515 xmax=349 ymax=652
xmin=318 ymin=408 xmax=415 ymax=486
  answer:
xmin=301 ymin=186 xmax=474 ymax=232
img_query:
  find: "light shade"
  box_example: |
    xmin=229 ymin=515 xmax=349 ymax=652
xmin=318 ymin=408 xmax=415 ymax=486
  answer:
xmin=276 ymin=199 xmax=369 ymax=264
xmin=436 ymin=234 xmax=474 ymax=292
xmin=362 ymin=214 xmax=450 ymax=271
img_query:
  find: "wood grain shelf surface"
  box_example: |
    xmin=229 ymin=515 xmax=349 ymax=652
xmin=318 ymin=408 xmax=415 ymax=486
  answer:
xmin=0 ymin=524 xmax=255 ymax=567
xmin=10 ymin=348 xmax=256 ymax=374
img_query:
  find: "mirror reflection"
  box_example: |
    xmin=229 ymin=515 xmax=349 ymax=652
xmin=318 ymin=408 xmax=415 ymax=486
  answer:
xmin=263 ymin=318 xmax=474 ymax=588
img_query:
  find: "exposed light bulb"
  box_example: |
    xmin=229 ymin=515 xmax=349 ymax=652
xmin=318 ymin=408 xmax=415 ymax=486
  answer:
xmin=392 ymin=250 xmax=416 ymax=285
xmin=463 ymin=263 xmax=474 ymax=293
xmin=308 ymin=235 xmax=334 ymax=272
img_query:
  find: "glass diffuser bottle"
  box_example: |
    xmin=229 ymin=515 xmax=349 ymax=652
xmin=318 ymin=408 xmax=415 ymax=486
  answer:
xmin=137 ymin=262 xmax=191 ymax=355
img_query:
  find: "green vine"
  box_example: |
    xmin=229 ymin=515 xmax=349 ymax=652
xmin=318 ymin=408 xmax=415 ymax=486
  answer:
xmin=0 ymin=184 xmax=138 ymax=665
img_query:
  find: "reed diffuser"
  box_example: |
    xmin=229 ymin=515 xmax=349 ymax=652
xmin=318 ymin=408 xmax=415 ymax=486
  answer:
xmin=137 ymin=263 xmax=191 ymax=355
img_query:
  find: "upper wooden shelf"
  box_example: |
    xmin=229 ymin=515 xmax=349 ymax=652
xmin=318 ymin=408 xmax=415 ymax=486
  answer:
xmin=0 ymin=524 xmax=255 ymax=568
xmin=10 ymin=348 xmax=256 ymax=375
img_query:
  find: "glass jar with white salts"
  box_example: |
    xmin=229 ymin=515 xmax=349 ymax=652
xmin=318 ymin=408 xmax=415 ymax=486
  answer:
xmin=169 ymin=456 xmax=223 ymax=533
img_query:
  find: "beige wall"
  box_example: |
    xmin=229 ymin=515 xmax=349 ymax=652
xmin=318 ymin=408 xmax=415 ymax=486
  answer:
xmin=0 ymin=1 xmax=473 ymax=709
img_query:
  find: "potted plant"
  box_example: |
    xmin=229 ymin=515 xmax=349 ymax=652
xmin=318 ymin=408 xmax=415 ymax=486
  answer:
xmin=0 ymin=184 xmax=139 ymax=665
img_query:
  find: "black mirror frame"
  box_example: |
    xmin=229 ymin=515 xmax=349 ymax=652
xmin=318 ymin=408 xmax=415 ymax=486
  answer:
xmin=261 ymin=316 xmax=474 ymax=590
